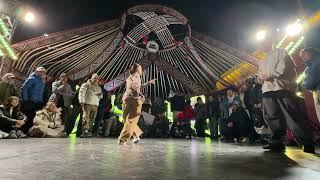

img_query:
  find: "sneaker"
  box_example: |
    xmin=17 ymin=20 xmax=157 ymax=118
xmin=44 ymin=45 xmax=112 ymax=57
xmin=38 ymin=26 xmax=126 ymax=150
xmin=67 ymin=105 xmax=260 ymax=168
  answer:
xmin=241 ymin=137 xmax=250 ymax=143
xmin=133 ymin=137 xmax=140 ymax=144
xmin=118 ymin=141 xmax=127 ymax=145
xmin=16 ymin=130 xmax=27 ymax=138
xmin=59 ymin=132 xmax=67 ymax=138
xmin=0 ymin=130 xmax=9 ymax=138
xmin=80 ymin=130 xmax=92 ymax=138
xmin=234 ymin=138 xmax=239 ymax=143
xmin=263 ymin=143 xmax=286 ymax=152
xmin=8 ymin=130 xmax=17 ymax=139
xmin=303 ymin=145 xmax=315 ymax=154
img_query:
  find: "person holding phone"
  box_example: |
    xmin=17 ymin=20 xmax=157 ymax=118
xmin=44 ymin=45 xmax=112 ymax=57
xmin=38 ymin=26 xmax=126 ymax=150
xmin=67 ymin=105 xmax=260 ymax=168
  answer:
xmin=118 ymin=63 xmax=155 ymax=145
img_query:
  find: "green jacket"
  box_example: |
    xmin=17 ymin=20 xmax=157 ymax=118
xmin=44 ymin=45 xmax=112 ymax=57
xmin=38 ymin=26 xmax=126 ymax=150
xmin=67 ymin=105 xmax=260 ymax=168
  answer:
xmin=0 ymin=82 xmax=18 ymax=105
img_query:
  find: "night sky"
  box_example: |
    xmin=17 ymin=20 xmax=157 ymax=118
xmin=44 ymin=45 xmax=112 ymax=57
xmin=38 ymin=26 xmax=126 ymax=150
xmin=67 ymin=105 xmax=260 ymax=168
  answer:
xmin=12 ymin=0 xmax=320 ymax=51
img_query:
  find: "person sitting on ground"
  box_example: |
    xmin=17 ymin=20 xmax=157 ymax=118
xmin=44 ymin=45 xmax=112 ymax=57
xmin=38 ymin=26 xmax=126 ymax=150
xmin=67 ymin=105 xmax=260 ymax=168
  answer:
xmin=0 ymin=73 xmax=19 ymax=106
xmin=151 ymin=112 xmax=170 ymax=138
xmin=29 ymin=102 xmax=65 ymax=138
xmin=194 ymin=97 xmax=208 ymax=137
xmin=0 ymin=96 xmax=26 ymax=138
xmin=222 ymin=101 xmax=253 ymax=143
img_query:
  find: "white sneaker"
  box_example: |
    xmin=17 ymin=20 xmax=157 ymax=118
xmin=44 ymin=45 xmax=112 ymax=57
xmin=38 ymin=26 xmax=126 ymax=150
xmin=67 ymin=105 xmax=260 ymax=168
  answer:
xmin=241 ymin=137 xmax=250 ymax=143
xmin=133 ymin=137 xmax=140 ymax=144
xmin=0 ymin=130 xmax=9 ymax=139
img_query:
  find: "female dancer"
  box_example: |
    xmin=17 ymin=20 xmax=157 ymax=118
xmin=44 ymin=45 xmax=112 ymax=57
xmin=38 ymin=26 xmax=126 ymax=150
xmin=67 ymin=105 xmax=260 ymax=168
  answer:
xmin=118 ymin=63 xmax=155 ymax=145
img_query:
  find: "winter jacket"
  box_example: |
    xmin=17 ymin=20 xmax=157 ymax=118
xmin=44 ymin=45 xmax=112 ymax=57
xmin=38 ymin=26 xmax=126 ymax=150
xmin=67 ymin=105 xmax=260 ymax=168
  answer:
xmin=301 ymin=57 xmax=320 ymax=91
xmin=194 ymin=103 xmax=207 ymax=120
xmin=223 ymin=96 xmax=241 ymax=119
xmin=50 ymin=80 xmax=75 ymax=107
xmin=259 ymin=48 xmax=297 ymax=94
xmin=21 ymin=73 xmax=45 ymax=103
xmin=0 ymin=82 xmax=18 ymax=106
xmin=207 ymin=99 xmax=220 ymax=117
xmin=33 ymin=109 xmax=62 ymax=129
xmin=169 ymin=95 xmax=186 ymax=111
xmin=244 ymin=83 xmax=262 ymax=111
xmin=78 ymin=79 xmax=102 ymax=106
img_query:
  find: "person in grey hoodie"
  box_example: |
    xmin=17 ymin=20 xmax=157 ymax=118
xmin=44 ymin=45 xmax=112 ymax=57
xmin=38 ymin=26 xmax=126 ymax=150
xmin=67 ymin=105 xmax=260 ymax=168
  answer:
xmin=259 ymin=46 xmax=315 ymax=153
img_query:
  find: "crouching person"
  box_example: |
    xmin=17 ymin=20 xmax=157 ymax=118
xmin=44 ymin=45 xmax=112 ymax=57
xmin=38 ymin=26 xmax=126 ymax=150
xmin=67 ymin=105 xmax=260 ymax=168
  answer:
xmin=29 ymin=102 xmax=66 ymax=138
xmin=0 ymin=96 xmax=27 ymax=138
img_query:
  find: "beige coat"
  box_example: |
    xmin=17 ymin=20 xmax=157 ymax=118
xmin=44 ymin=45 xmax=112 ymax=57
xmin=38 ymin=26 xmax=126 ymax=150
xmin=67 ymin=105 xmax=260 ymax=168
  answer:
xmin=29 ymin=109 xmax=63 ymax=137
xmin=78 ymin=79 xmax=102 ymax=106
xmin=259 ymin=48 xmax=297 ymax=94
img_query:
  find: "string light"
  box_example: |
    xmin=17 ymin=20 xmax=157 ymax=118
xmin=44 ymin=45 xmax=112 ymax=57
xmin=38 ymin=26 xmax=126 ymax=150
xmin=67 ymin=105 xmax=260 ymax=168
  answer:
xmin=0 ymin=35 xmax=17 ymax=60
xmin=288 ymin=36 xmax=304 ymax=55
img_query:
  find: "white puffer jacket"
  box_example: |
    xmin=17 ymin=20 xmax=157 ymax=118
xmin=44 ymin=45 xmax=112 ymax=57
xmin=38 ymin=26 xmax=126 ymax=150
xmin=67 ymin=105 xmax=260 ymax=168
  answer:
xmin=78 ymin=79 xmax=102 ymax=106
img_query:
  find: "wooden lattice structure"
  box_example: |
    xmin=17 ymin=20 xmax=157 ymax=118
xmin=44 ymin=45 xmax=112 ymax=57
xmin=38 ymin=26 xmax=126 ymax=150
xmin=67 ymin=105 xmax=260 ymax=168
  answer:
xmin=9 ymin=5 xmax=258 ymax=98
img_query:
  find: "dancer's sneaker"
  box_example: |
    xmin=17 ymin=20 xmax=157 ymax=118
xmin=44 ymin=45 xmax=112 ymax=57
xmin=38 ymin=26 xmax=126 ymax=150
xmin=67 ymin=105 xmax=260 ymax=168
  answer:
xmin=133 ymin=137 xmax=140 ymax=144
xmin=118 ymin=141 xmax=127 ymax=145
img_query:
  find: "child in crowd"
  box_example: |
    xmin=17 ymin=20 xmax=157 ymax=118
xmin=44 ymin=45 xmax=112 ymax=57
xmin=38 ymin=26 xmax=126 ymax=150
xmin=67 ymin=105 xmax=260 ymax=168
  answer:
xmin=0 ymin=96 xmax=27 ymax=139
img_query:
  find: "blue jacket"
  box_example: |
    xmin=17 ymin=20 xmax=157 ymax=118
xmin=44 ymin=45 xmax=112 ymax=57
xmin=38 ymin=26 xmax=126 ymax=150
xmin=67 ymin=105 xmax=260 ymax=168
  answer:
xmin=302 ymin=57 xmax=320 ymax=91
xmin=21 ymin=73 xmax=45 ymax=103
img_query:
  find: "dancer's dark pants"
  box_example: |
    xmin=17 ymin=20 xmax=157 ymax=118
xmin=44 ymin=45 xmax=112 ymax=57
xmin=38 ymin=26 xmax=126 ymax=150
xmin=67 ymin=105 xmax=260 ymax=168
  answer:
xmin=262 ymin=90 xmax=313 ymax=146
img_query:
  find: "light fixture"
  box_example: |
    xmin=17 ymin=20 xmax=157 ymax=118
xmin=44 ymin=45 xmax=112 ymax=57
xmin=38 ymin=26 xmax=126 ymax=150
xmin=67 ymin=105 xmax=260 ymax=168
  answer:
xmin=256 ymin=30 xmax=267 ymax=41
xmin=286 ymin=22 xmax=303 ymax=37
xmin=24 ymin=12 xmax=35 ymax=23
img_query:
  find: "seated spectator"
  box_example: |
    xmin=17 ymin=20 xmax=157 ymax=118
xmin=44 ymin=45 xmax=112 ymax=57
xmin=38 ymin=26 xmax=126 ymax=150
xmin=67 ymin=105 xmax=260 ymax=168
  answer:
xmin=194 ymin=97 xmax=207 ymax=137
xmin=29 ymin=102 xmax=66 ymax=138
xmin=222 ymin=101 xmax=253 ymax=143
xmin=0 ymin=96 xmax=26 ymax=138
xmin=151 ymin=112 xmax=170 ymax=138
xmin=0 ymin=73 xmax=18 ymax=105
xmin=104 ymin=116 xmax=123 ymax=137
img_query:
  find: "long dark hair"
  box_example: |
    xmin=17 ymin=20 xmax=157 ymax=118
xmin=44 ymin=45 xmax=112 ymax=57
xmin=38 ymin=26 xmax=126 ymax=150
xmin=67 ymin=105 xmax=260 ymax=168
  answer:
xmin=129 ymin=63 xmax=140 ymax=74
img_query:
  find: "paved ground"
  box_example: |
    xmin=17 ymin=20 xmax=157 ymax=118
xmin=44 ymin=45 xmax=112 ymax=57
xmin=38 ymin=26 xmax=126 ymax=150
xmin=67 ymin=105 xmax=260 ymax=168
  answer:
xmin=0 ymin=136 xmax=319 ymax=180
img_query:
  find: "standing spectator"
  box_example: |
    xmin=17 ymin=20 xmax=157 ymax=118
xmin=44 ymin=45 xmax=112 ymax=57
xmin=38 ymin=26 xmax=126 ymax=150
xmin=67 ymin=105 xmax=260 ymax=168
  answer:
xmin=194 ymin=97 xmax=207 ymax=137
xmin=78 ymin=74 xmax=102 ymax=138
xmin=92 ymin=80 xmax=109 ymax=136
xmin=300 ymin=48 xmax=320 ymax=123
xmin=0 ymin=96 xmax=26 ymax=138
xmin=0 ymin=73 xmax=18 ymax=105
xmin=169 ymin=90 xmax=185 ymax=136
xmin=29 ymin=102 xmax=65 ymax=138
xmin=21 ymin=67 xmax=46 ymax=133
xmin=42 ymin=75 xmax=52 ymax=105
xmin=244 ymin=77 xmax=262 ymax=119
xmin=259 ymin=47 xmax=315 ymax=153
xmin=64 ymin=84 xmax=82 ymax=136
xmin=50 ymin=73 xmax=75 ymax=125
xmin=207 ymin=95 xmax=220 ymax=139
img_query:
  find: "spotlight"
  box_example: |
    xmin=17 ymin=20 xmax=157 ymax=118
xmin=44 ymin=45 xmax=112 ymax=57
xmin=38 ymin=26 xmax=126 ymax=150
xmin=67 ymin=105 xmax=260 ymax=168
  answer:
xmin=256 ymin=30 xmax=266 ymax=41
xmin=286 ymin=22 xmax=303 ymax=37
xmin=44 ymin=33 xmax=48 ymax=37
xmin=24 ymin=12 xmax=35 ymax=23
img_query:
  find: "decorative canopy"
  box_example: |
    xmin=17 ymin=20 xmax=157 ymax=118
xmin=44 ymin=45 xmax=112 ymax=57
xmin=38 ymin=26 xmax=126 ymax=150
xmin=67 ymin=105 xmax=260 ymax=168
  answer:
xmin=11 ymin=5 xmax=258 ymax=98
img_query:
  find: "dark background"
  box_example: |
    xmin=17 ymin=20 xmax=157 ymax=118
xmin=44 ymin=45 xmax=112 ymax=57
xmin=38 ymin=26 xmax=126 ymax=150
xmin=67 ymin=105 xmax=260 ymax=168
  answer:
xmin=12 ymin=0 xmax=320 ymax=52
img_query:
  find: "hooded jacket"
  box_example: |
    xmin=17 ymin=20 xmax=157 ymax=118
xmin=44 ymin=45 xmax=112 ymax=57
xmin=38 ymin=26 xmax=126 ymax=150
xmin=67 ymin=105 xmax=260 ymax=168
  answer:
xmin=21 ymin=72 xmax=45 ymax=103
